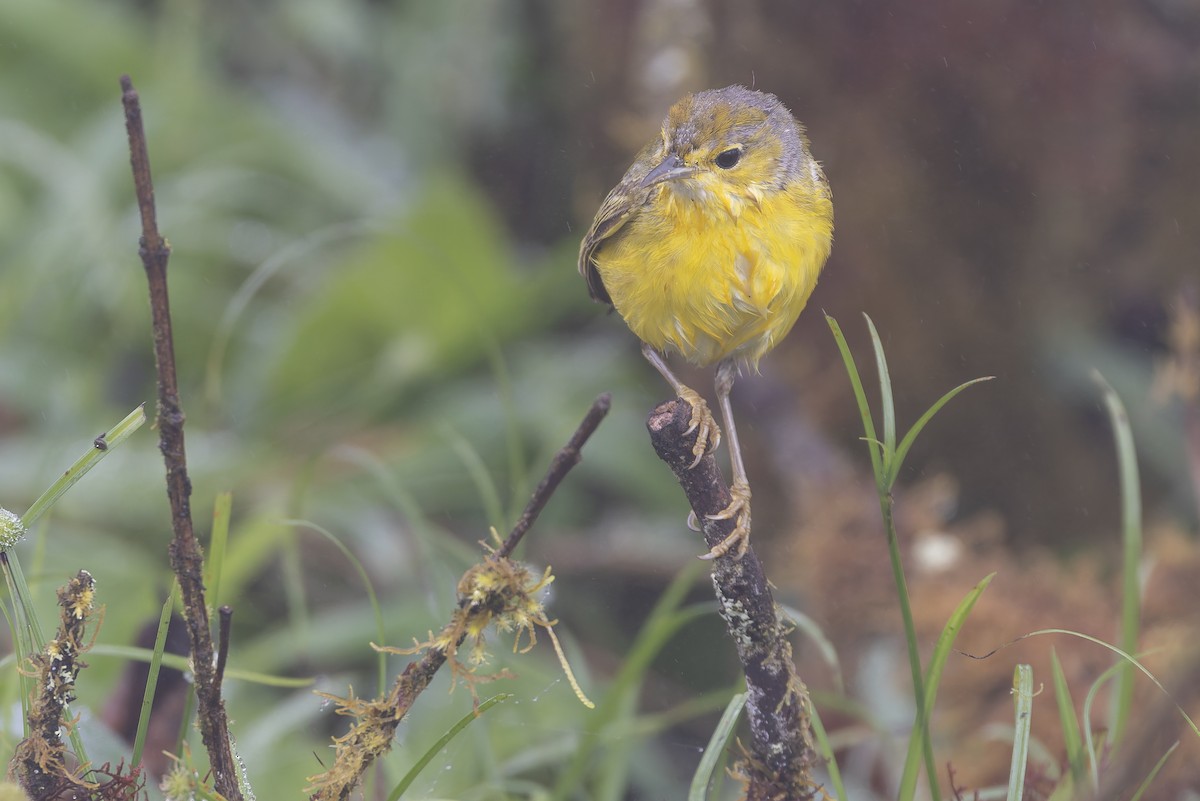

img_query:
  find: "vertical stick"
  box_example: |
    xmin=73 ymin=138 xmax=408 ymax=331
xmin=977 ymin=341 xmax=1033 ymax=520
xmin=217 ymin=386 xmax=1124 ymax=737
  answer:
xmin=647 ymin=398 xmax=819 ymax=800
xmin=120 ymin=74 xmax=242 ymax=800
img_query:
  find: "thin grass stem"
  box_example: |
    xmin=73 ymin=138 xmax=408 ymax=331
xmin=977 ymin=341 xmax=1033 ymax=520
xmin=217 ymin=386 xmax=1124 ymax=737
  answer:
xmin=386 ymin=693 xmax=512 ymax=801
xmin=1129 ymin=741 xmax=1179 ymax=801
xmin=1050 ymin=648 xmax=1086 ymax=787
xmin=809 ymin=700 xmax=849 ymax=801
xmin=20 ymin=404 xmax=146 ymax=528
xmin=551 ymin=561 xmax=708 ymax=800
xmin=132 ymin=584 xmax=178 ymax=767
xmin=897 ymin=574 xmax=993 ymax=801
xmin=206 ymin=492 xmax=232 ymax=614
xmin=688 ymin=693 xmax=746 ymax=801
xmin=1094 ymin=371 xmax=1142 ymax=745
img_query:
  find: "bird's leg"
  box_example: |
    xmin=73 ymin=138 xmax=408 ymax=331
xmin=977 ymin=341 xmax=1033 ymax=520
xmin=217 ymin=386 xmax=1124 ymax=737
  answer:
xmin=702 ymin=359 xmax=752 ymax=560
xmin=641 ymin=343 xmax=721 ymax=467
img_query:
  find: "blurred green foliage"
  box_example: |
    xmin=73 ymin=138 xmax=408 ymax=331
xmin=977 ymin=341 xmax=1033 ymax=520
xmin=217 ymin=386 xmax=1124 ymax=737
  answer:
xmin=0 ymin=0 xmax=694 ymax=796
xmin=268 ymin=179 xmax=555 ymax=421
xmin=3 ymin=0 xmax=1199 ymax=796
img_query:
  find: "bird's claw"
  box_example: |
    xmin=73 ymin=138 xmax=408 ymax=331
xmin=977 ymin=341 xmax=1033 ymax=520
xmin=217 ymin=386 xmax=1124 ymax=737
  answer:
xmin=699 ymin=480 xmax=752 ymax=560
xmin=676 ymin=386 xmax=721 ymax=468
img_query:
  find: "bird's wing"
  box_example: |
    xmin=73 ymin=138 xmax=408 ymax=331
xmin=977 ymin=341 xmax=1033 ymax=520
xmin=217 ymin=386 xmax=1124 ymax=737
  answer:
xmin=577 ymin=143 xmax=660 ymax=307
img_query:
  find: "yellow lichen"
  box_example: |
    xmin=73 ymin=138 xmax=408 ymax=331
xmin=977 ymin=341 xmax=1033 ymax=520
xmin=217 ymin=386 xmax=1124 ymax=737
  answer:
xmin=375 ymin=552 xmax=591 ymax=708
xmin=307 ymin=545 xmax=594 ymax=798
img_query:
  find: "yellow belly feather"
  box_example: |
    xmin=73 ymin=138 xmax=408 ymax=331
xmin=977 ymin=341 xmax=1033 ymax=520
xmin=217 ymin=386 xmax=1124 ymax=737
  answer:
xmin=595 ymin=185 xmax=832 ymax=369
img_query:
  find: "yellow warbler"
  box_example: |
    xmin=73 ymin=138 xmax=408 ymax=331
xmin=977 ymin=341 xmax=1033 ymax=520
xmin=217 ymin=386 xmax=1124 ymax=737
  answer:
xmin=578 ymin=85 xmax=833 ymax=559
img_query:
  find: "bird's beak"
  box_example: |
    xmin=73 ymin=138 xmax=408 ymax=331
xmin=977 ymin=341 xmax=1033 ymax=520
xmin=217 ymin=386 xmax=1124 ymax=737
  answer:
xmin=638 ymin=154 xmax=696 ymax=189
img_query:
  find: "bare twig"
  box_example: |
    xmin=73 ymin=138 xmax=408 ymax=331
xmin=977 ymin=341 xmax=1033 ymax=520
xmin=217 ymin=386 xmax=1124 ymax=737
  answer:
xmin=120 ymin=75 xmax=242 ymax=800
xmin=309 ymin=394 xmax=610 ymax=801
xmin=647 ymin=398 xmax=820 ymax=801
xmin=499 ymin=392 xmax=611 ymax=557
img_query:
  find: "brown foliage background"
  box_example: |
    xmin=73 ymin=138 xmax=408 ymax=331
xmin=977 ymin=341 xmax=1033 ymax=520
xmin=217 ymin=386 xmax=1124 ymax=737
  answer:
xmin=477 ymin=0 xmax=1200 ymax=548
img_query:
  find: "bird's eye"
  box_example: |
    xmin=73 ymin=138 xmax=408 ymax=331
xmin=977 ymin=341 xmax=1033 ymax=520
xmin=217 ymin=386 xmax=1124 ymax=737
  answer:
xmin=715 ymin=148 xmax=742 ymax=169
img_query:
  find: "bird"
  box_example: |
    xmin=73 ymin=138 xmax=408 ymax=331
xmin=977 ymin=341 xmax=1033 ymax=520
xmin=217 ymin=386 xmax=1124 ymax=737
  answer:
xmin=578 ymin=85 xmax=833 ymax=559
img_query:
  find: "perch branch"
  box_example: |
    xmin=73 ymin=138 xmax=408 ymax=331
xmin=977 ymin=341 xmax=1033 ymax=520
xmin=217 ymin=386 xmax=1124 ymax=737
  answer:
xmin=121 ymin=74 xmax=242 ymax=800
xmin=647 ymin=398 xmax=820 ymax=801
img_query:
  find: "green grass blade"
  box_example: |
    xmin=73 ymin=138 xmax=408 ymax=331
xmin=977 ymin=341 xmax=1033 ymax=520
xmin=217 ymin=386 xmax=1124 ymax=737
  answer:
xmin=1006 ymin=664 xmax=1034 ymax=801
xmin=1081 ymin=660 xmax=1123 ymax=789
xmin=688 ymin=693 xmax=746 ymax=801
xmin=206 ymin=492 xmax=232 ymax=614
xmin=888 ymin=377 xmax=994 ymax=489
xmin=443 ymin=423 xmax=507 ymax=535
xmin=1029 ymin=632 xmax=1182 ymax=719
xmin=1049 ymin=648 xmax=1085 ymax=786
xmin=206 ymin=220 xmax=375 ymax=405
xmin=334 ymin=444 xmax=479 ymax=565
xmin=1094 ymin=371 xmax=1141 ymax=745
xmin=825 ymin=313 xmax=884 ymax=482
xmin=1045 ymin=773 xmax=1077 ymax=801
xmin=279 ymin=531 xmax=310 ymax=684
xmin=863 ymin=314 xmax=897 ymax=475
xmin=832 ymin=313 xmax=973 ymax=801
xmin=131 ymin=584 xmax=178 ymax=768
xmin=176 ymin=685 xmax=196 ymax=759
xmin=1 ymin=555 xmax=34 ymax=735
xmin=1 ymin=555 xmax=44 ymax=672
xmin=481 ymin=331 xmax=530 ymax=527
xmin=88 ymin=644 xmax=315 ymax=687
xmin=21 ymin=404 xmax=146 ymax=528
xmin=1129 ymin=741 xmax=1179 ymax=801
xmin=596 ymin=602 xmax=715 ymax=801
xmin=552 ymin=561 xmax=709 ymax=800
xmin=809 ymin=698 xmax=849 ymax=801
xmin=615 ymin=688 xmax=743 ymax=741
xmin=880 ymin=491 xmax=937 ymax=799
xmin=897 ymin=572 xmax=995 ymax=801
xmin=779 ymin=603 xmax=844 ymax=696
xmin=386 ymin=692 xmax=512 ymax=801
xmin=282 ymin=519 xmax=387 ymax=693
xmin=213 ymin=668 xmax=316 ymax=687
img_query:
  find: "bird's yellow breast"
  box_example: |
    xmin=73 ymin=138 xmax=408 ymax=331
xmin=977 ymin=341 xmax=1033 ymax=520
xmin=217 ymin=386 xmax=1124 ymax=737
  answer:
xmin=593 ymin=182 xmax=832 ymax=368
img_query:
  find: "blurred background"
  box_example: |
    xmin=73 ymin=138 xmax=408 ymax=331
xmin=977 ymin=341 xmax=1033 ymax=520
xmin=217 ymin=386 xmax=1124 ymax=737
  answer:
xmin=1 ymin=0 xmax=1198 ymax=798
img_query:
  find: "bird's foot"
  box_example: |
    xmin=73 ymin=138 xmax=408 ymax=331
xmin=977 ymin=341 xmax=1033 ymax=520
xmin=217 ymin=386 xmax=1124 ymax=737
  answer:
xmin=700 ymin=480 xmax=752 ymax=560
xmin=676 ymin=385 xmax=721 ymax=468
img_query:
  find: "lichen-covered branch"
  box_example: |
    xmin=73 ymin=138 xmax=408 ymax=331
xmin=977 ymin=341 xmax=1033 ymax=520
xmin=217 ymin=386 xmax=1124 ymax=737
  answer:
xmin=11 ymin=571 xmax=98 ymax=799
xmin=308 ymin=394 xmax=610 ymax=801
xmin=308 ymin=626 xmax=456 ymax=801
xmin=647 ymin=398 xmax=820 ymax=801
